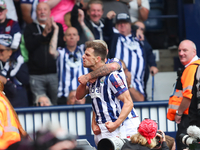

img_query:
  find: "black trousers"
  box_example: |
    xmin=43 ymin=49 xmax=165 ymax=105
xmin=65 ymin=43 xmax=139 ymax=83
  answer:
xmin=176 ymin=114 xmax=190 ymax=150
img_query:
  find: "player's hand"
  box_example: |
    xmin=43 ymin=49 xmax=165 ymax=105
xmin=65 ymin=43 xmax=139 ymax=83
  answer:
xmin=88 ymin=78 xmax=97 ymax=83
xmin=78 ymin=75 xmax=89 ymax=85
xmin=92 ymin=124 xmax=101 ymax=135
xmin=105 ymin=121 xmax=118 ymax=133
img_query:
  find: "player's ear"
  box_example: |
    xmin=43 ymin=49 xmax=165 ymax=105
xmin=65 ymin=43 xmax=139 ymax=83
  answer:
xmin=96 ymin=56 xmax=101 ymax=63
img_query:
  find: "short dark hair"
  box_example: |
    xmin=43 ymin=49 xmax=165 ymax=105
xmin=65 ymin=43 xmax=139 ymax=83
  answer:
xmin=85 ymin=41 xmax=107 ymax=61
xmin=87 ymin=0 xmax=103 ymax=10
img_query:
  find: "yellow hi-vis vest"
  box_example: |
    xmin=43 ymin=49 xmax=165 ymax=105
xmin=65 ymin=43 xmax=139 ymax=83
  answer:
xmin=0 ymin=92 xmax=21 ymax=149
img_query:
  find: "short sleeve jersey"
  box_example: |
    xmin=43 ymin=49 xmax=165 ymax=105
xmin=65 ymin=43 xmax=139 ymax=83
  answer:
xmin=89 ymin=58 xmax=137 ymax=124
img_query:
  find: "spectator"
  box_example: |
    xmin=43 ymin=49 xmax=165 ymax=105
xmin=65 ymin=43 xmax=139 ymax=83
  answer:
xmin=67 ymin=90 xmax=85 ymax=105
xmin=24 ymin=2 xmax=65 ymax=105
xmin=0 ymin=48 xmax=29 ymax=107
xmin=0 ymin=3 xmax=29 ymax=107
xmin=101 ymin=0 xmax=129 ymax=21
xmin=121 ymin=119 xmax=169 ymax=150
xmin=128 ymin=0 xmax=150 ymax=23
xmin=133 ymin=20 xmax=158 ymax=100
xmin=120 ymin=59 xmax=139 ymax=102
xmin=108 ymin=13 xmax=145 ymax=102
xmin=76 ymin=41 xmax=140 ymax=145
xmin=40 ymin=0 xmax=75 ymax=31
xmin=71 ymin=0 xmax=115 ymax=45
xmin=0 ymin=0 xmax=21 ymax=51
xmin=20 ymin=0 xmax=38 ymax=25
xmin=0 ymin=81 xmax=28 ymax=149
xmin=35 ymin=94 xmax=52 ymax=106
xmin=49 ymin=9 xmax=94 ymax=105
xmin=20 ymin=0 xmax=74 ymax=29
xmin=164 ymin=135 xmax=176 ymax=150
xmin=64 ymin=11 xmax=72 ymax=28
xmin=4 ymin=0 xmax=18 ymax=21
xmin=167 ymin=40 xmax=198 ymax=150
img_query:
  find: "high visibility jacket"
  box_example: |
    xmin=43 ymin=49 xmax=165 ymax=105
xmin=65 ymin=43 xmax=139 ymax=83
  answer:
xmin=167 ymin=68 xmax=186 ymax=121
xmin=167 ymin=60 xmax=200 ymax=121
xmin=0 ymin=92 xmax=21 ymax=149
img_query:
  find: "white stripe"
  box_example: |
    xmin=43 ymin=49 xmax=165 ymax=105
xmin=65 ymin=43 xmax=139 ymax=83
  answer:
xmin=57 ymin=46 xmax=89 ymax=97
xmin=11 ymin=32 xmax=21 ymax=49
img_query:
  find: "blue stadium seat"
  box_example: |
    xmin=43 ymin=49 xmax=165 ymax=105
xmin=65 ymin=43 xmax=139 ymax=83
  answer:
xmin=149 ymin=0 xmax=164 ymax=9
xmin=144 ymin=9 xmax=163 ymax=31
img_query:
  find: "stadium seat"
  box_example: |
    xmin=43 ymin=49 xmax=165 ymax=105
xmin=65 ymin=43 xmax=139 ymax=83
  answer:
xmin=149 ymin=0 xmax=164 ymax=9
xmin=144 ymin=9 xmax=163 ymax=31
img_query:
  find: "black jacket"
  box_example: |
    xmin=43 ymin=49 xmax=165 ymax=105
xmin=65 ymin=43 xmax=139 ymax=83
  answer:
xmin=24 ymin=21 xmax=64 ymax=75
xmin=0 ymin=50 xmax=30 ymax=107
xmin=122 ymin=141 xmax=169 ymax=150
xmin=71 ymin=4 xmax=113 ymax=45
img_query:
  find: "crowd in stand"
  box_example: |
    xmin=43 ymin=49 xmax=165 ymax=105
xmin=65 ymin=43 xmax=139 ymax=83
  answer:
xmin=0 ymin=0 xmax=158 ymax=108
xmin=4 ymin=1 xmax=196 ymax=150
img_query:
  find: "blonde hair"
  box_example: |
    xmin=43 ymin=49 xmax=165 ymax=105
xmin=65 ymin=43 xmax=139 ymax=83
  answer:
xmin=130 ymin=132 xmax=157 ymax=149
xmin=92 ymin=40 xmax=108 ymax=49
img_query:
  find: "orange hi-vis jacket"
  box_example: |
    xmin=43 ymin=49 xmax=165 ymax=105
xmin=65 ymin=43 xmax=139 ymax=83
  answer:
xmin=0 ymin=92 xmax=21 ymax=149
xmin=167 ymin=60 xmax=200 ymax=121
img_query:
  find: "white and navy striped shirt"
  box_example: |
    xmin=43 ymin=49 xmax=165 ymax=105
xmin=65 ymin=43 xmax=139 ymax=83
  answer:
xmin=57 ymin=45 xmax=89 ymax=97
xmin=115 ymin=34 xmax=145 ymax=95
xmin=88 ymin=58 xmax=138 ymax=124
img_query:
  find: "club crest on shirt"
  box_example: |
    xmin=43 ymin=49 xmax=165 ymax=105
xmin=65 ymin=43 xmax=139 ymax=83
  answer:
xmin=5 ymin=26 xmax=11 ymax=33
xmin=100 ymin=76 xmax=105 ymax=84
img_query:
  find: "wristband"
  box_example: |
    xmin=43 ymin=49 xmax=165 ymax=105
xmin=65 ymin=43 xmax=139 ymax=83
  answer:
xmin=128 ymin=84 xmax=133 ymax=89
xmin=176 ymin=110 xmax=182 ymax=116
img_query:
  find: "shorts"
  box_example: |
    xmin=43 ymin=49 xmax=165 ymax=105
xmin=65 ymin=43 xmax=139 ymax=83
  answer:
xmin=124 ymin=117 xmax=140 ymax=138
xmin=94 ymin=123 xmax=126 ymax=146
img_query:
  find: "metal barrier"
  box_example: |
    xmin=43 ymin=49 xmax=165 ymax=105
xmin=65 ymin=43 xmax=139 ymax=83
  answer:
xmin=15 ymin=100 xmax=176 ymax=147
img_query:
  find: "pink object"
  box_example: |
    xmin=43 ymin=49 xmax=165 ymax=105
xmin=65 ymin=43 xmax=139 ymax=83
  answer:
xmin=40 ymin=0 xmax=75 ymax=31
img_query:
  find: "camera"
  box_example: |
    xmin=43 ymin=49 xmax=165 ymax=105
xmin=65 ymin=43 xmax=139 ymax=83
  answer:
xmin=154 ymin=131 xmax=163 ymax=149
xmin=97 ymin=137 xmax=128 ymax=150
xmin=179 ymin=133 xmax=199 ymax=146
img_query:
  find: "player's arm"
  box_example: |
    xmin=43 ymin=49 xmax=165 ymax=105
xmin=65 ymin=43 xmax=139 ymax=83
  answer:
xmin=78 ymin=62 xmax=121 ymax=85
xmin=49 ymin=18 xmax=59 ymax=59
xmin=105 ymin=90 xmax=133 ymax=132
xmin=92 ymin=111 xmax=101 ymax=135
xmin=76 ymin=83 xmax=89 ymax=100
